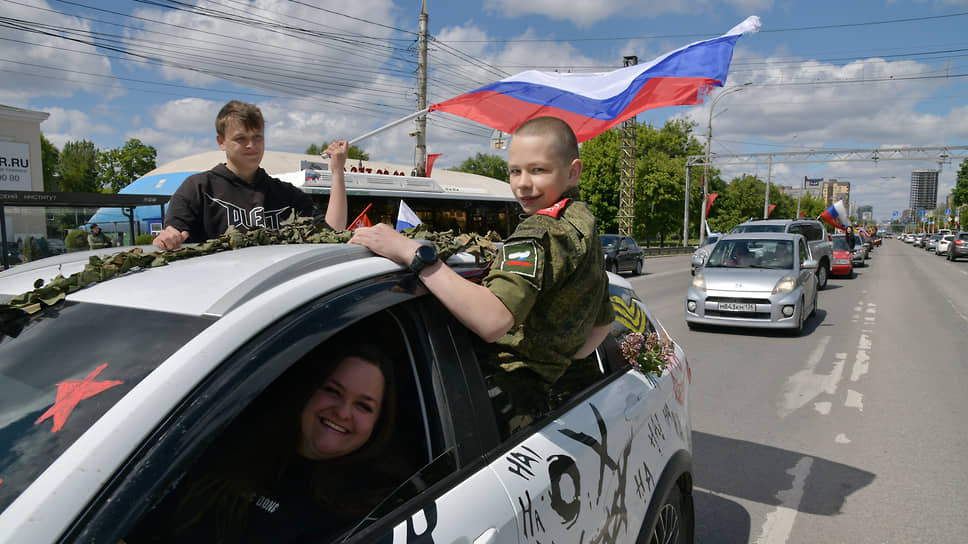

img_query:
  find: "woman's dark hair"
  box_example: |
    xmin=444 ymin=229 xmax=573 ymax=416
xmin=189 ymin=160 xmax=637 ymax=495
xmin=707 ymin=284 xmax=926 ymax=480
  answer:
xmin=165 ymin=340 xmax=400 ymax=539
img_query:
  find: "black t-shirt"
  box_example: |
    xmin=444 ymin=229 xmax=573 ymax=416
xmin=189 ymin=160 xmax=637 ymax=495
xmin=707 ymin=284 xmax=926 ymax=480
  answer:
xmin=127 ymin=456 xmax=353 ymax=543
xmin=164 ymin=164 xmax=322 ymax=243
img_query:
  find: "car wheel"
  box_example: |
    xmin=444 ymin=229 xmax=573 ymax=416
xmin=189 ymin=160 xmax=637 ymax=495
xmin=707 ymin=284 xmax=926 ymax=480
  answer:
xmin=648 ymin=483 xmax=693 ymax=544
xmin=610 ymin=261 xmax=619 ymax=274
xmin=634 ymin=258 xmax=643 ymax=276
xmin=809 ymin=289 xmax=818 ymax=318
xmin=816 ymin=262 xmax=829 ymax=290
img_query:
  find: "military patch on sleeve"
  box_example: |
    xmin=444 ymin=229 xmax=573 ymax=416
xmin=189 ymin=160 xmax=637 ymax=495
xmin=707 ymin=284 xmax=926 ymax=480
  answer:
xmin=499 ymin=240 xmax=539 ymax=277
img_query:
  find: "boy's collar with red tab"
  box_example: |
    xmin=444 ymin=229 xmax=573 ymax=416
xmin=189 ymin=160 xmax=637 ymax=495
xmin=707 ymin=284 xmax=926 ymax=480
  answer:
xmin=536 ymin=198 xmax=570 ymax=218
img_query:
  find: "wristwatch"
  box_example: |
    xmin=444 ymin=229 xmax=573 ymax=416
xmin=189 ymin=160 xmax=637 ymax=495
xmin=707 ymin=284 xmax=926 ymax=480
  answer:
xmin=409 ymin=244 xmax=438 ymax=274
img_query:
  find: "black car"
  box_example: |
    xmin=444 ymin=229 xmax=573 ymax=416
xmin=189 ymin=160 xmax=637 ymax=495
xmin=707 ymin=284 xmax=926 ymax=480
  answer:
xmin=600 ymin=234 xmax=645 ymax=275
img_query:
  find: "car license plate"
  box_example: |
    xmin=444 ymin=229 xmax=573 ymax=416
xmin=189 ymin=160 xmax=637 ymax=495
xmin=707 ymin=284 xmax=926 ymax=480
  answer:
xmin=719 ymin=302 xmax=755 ymax=312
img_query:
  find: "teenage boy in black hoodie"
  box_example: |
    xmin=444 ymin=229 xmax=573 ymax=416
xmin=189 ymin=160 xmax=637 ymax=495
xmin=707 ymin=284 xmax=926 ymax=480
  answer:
xmin=153 ymin=100 xmax=348 ymax=250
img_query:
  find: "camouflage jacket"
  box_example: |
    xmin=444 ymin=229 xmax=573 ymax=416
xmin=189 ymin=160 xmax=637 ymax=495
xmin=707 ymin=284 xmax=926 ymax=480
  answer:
xmin=481 ymin=187 xmax=614 ymax=384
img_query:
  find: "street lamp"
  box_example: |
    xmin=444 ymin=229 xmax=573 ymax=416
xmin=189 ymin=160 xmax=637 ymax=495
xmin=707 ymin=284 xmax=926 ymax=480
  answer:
xmin=701 ymin=82 xmax=751 ymax=245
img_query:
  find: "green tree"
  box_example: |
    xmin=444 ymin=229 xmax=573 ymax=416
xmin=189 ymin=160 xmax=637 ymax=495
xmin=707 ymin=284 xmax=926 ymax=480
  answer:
xmin=953 ymin=158 xmax=968 ymax=207
xmin=452 ymin=152 xmax=508 ymax=181
xmin=306 ymin=142 xmax=369 ymax=160
xmin=57 ymin=140 xmax=99 ymax=193
xmin=579 ymin=128 xmax=622 ymax=233
xmin=96 ymin=139 xmax=157 ymax=193
xmin=41 ymin=134 xmax=59 ymax=192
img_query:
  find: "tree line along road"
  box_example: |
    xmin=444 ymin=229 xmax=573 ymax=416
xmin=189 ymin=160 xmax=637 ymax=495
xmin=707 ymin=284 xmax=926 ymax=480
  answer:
xmin=625 ymin=240 xmax=968 ymax=543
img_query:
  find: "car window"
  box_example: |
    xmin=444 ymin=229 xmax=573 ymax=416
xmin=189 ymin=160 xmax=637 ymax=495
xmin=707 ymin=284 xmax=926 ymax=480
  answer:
xmin=960 ymin=233 xmax=968 ymax=241
xmin=730 ymin=224 xmax=786 ymax=233
xmin=0 ymin=302 xmax=212 ymax=513
xmin=800 ymin=239 xmax=809 ymax=262
xmin=600 ymin=235 xmax=619 ymax=250
xmin=63 ymin=276 xmax=468 ymax=544
xmin=832 ymin=237 xmax=850 ymax=251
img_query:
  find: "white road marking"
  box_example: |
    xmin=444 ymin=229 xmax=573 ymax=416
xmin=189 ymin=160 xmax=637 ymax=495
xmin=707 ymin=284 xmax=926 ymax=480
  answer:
xmin=835 ymin=433 xmax=851 ymax=444
xmin=754 ymin=456 xmax=814 ymax=544
xmin=845 ymin=389 xmax=864 ymax=411
xmin=813 ymin=401 xmax=832 ymax=415
xmin=779 ymin=337 xmax=846 ymax=417
xmin=850 ymin=333 xmax=871 ymax=382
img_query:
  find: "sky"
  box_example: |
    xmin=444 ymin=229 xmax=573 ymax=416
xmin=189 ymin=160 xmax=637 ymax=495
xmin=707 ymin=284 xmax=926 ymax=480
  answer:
xmin=3 ymin=0 xmax=968 ymax=222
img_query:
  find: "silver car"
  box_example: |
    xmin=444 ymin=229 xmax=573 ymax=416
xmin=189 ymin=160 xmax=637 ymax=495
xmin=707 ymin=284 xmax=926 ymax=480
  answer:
xmin=690 ymin=233 xmax=721 ymax=275
xmin=685 ymin=233 xmax=819 ymax=335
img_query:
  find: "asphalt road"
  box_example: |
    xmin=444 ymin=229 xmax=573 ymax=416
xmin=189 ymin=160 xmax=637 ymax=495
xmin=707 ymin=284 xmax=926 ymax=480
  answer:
xmin=624 ymin=239 xmax=968 ymax=544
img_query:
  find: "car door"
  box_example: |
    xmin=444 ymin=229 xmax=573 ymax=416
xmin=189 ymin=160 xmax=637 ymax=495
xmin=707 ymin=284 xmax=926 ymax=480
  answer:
xmin=798 ymin=238 xmax=816 ymax=302
xmin=61 ymin=273 xmax=519 ymax=544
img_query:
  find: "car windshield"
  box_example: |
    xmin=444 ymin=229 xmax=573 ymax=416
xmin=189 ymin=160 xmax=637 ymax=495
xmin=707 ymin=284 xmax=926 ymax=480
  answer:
xmin=0 ymin=300 xmax=212 ymax=513
xmin=832 ymin=238 xmax=850 ymax=251
xmin=600 ymin=235 xmax=619 ymax=250
xmin=706 ymin=239 xmax=795 ymax=269
xmin=730 ymin=224 xmax=786 ymax=233
xmin=702 ymin=235 xmax=720 ymax=247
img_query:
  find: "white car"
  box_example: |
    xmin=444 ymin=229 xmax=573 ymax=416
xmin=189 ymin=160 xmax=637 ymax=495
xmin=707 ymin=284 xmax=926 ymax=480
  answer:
xmin=0 ymin=242 xmax=693 ymax=543
xmin=936 ymin=234 xmax=954 ymax=256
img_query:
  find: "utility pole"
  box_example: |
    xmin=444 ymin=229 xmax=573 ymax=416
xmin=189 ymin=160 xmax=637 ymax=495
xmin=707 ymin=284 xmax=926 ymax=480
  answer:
xmin=415 ymin=0 xmax=429 ymax=176
xmin=700 ymin=82 xmax=751 ymax=245
xmin=618 ymin=55 xmax=637 ymax=237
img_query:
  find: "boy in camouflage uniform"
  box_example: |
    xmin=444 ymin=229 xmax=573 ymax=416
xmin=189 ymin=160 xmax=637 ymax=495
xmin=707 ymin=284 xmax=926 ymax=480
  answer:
xmin=350 ymin=117 xmax=613 ymax=433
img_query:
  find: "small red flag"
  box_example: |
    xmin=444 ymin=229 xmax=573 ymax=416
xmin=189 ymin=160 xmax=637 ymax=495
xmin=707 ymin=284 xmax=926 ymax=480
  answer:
xmin=347 ymin=203 xmax=374 ymax=231
xmin=426 ymin=153 xmax=442 ymax=177
xmin=768 ymin=204 xmax=776 ymax=217
xmin=706 ymin=193 xmax=719 ymax=217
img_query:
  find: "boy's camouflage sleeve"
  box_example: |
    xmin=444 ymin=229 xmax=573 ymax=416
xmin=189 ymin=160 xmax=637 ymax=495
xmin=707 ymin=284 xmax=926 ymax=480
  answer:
xmin=594 ymin=279 xmax=615 ymax=326
xmin=483 ymin=238 xmax=545 ymax=325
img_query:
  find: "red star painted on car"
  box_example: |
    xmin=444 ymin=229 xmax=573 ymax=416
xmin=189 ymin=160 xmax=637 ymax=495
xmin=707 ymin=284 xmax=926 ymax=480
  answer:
xmin=35 ymin=363 xmax=123 ymax=433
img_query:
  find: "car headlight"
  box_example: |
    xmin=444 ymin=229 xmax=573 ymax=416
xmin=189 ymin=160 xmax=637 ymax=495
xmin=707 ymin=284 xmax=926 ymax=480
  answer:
xmin=691 ymin=273 xmax=706 ymax=292
xmin=772 ymin=275 xmax=797 ymax=294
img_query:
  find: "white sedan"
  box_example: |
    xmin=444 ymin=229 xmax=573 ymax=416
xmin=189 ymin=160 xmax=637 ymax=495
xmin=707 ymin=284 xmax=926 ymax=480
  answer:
xmin=0 ymin=242 xmax=694 ymax=544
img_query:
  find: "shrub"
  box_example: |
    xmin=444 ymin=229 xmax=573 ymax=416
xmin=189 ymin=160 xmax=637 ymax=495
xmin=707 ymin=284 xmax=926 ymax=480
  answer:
xmin=135 ymin=233 xmax=155 ymax=245
xmin=65 ymin=229 xmax=89 ymax=252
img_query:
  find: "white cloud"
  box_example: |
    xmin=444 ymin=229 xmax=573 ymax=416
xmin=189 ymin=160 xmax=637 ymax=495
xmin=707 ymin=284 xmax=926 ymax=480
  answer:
xmin=483 ymin=0 xmax=773 ymax=27
xmin=151 ymin=98 xmax=221 ymax=133
xmin=0 ymin=1 xmax=121 ymax=105
xmin=39 ymin=108 xmax=115 ymax=147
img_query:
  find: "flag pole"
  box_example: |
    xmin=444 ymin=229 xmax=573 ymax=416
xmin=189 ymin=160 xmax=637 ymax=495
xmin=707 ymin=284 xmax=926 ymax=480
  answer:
xmin=322 ymin=108 xmax=431 ymax=158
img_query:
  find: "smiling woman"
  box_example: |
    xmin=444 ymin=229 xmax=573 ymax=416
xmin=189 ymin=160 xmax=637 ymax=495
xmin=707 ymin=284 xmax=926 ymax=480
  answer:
xmin=126 ymin=341 xmax=402 ymax=543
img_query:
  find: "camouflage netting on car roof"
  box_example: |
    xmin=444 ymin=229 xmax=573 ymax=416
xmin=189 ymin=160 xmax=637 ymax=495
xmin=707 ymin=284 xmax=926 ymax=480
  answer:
xmin=0 ymin=215 xmax=502 ymax=340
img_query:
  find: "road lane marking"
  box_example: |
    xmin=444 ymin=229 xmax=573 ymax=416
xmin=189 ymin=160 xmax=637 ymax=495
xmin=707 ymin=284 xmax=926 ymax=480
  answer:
xmin=835 ymin=433 xmax=851 ymax=444
xmin=813 ymin=401 xmax=831 ymax=415
xmin=850 ymin=333 xmax=871 ymax=382
xmin=845 ymin=389 xmax=864 ymax=411
xmin=754 ymin=456 xmax=814 ymax=544
xmin=779 ymin=337 xmax=846 ymax=417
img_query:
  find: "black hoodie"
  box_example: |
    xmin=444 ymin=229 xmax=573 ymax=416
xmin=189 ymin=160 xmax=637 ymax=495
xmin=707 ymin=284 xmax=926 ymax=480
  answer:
xmin=164 ymin=164 xmax=322 ymax=243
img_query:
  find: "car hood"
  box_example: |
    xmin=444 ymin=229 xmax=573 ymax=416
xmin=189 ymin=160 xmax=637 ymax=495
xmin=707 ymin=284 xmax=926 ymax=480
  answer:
xmin=700 ymin=266 xmax=793 ymax=292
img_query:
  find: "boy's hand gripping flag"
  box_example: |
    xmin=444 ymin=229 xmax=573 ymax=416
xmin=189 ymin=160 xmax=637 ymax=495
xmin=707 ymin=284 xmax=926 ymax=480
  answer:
xmin=429 ymin=16 xmax=761 ymax=142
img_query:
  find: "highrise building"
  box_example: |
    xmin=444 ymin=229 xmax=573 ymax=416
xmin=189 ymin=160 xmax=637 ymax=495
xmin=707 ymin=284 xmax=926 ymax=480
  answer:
xmin=857 ymin=205 xmax=873 ymax=221
xmin=909 ymin=170 xmax=939 ymax=214
xmin=821 ymin=179 xmax=851 ymax=209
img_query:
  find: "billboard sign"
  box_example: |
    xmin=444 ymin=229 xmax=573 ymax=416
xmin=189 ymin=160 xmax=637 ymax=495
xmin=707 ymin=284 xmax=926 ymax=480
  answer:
xmin=0 ymin=141 xmax=31 ymax=192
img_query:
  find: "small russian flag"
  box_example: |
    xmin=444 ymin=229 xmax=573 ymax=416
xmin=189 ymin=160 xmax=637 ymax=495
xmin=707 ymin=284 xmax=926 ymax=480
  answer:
xmin=395 ymin=200 xmax=423 ymax=231
xmin=820 ymin=200 xmax=848 ymax=232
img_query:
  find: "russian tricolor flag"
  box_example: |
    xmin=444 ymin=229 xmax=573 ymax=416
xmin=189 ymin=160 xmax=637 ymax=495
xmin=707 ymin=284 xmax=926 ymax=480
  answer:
xmin=429 ymin=16 xmax=760 ymax=142
xmin=820 ymin=200 xmax=849 ymax=232
xmin=396 ymin=200 xmax=423 ymax=231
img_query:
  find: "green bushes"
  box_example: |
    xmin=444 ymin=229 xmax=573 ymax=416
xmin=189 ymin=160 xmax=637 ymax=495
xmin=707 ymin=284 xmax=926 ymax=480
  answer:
xmin=135 ymin=233 xmax=154 ymax=245
xmin=65 ymin=229 xmax=89 ymax=252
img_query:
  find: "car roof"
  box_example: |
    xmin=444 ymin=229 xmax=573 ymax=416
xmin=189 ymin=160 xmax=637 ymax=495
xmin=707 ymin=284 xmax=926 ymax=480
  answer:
xmin=0 ymin=244 xmax=434 ymax=317
xmin=721 ymin=232 xmax=804 ymax=241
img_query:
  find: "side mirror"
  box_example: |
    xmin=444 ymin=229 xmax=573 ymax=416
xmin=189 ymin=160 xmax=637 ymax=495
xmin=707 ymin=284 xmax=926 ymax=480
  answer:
xmin=802 ymin=259 xmax=819 ymax=270
xmin=691 ymin=250 xmax=707 ymax=270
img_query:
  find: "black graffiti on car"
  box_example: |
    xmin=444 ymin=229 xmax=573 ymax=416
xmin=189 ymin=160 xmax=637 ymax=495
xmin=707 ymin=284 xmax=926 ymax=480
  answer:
xmin=518 ymin=489 xmax=547 ymax=539
xmin=646 ymin=414 xmax=665 ymax=455
xmin=559 ymin=404 xmax=615 ymax=503
xmin=548 ymin=454 xmax=581 ymax=529
xmin=662 ymin=402 xmax=684 ymax=443
xmin=632 ymin=459 xmax=656 ymax=500
xmin=506 ymin=444 xmax=542 ymax=481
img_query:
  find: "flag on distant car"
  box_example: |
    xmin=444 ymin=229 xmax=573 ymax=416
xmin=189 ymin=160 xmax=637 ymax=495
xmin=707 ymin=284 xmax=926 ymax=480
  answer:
xmin=428 ymin=16 xmax=761 ymax=142
xmin=820 ymin=200 xmax=848 ymax=231
xmin=396 ymin=200 xmax=423 ymax=230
